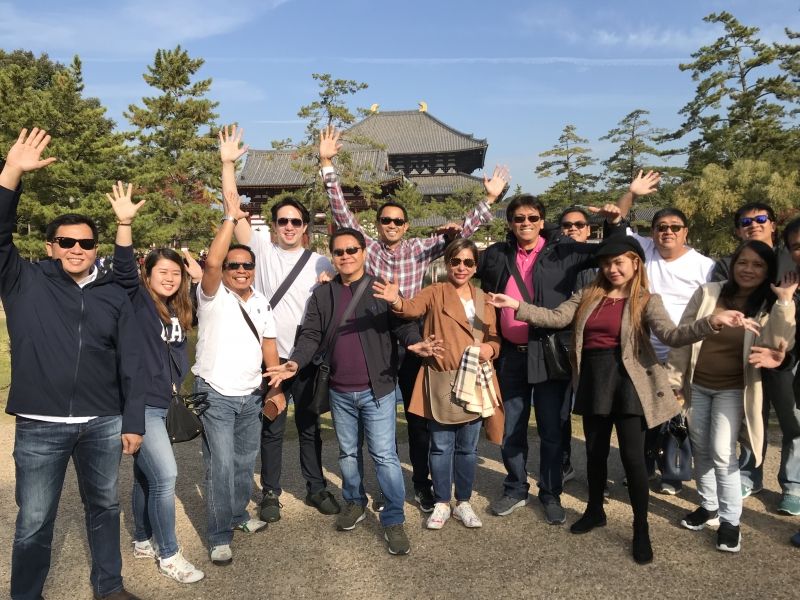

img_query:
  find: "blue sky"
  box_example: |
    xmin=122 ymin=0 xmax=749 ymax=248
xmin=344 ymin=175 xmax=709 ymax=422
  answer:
xmin=2 ymin=0 xmax=798 ymax=193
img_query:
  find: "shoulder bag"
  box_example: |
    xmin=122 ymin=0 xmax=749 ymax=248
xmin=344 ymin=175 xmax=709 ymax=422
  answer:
xmin=164 ymin=340 xmax=209 ymax=444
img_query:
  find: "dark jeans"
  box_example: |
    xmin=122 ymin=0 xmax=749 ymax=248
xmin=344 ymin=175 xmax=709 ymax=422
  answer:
xmin=498 ymin=346 xmax=570 ymax=504
xmin=260 ymin=363 xmax=326 ymax=496
xmin=11 ymin=415 xmax=124 ymax=600
xmin=398 ymin=344 xmax=431 ymax=491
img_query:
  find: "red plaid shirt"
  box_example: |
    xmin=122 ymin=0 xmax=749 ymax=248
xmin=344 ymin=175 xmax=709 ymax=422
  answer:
xmin=323 ymin=169 xmax=493 ymax=298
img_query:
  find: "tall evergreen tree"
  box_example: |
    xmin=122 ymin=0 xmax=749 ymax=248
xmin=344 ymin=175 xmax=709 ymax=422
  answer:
xmin=600 ymin=109 xmax=668 ymax=188
xmin=535 ymin=124 xmax=599 ymax=208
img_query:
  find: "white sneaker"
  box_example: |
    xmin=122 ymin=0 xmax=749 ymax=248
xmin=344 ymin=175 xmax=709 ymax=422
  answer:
xmin=453 ymin=502 xmax=483 ymax=528
xmin=426 ymin=503 xmax=451 ymax=530
xmin=235 ymin=518 xmax=267 ymax=533
xmin=159 ymin=550 xmax=205 ymax=583
xmin=133 ymin=539 xmax=157 ymax=559
xmin=209 ymin=544 xmax=233 ymax=566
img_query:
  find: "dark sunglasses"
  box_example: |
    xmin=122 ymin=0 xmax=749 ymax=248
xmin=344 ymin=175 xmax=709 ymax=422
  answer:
xmin=276 ymin=217 xmax=304 ymax=227
xmin=738 ymin=214 xmax=770 ymax=227
xmin=332 ymin=246 xmax=361 ymax=257
xmin=224 ymin=262 xmax=255 ymax=270
xmin=50 ymin=237 xmax=96 ymax=250
xmin=656 ymin=223 xmax=687 ymax=233
xmin=561 ymin=221 xmax=587 ymax=229
xmin=448 ymin=257 xmax=476 ymax=268
xmin=379 ymin=217 xmax=406 ymax=226
xmin=512 ymin=214 xmax=541 ymax=224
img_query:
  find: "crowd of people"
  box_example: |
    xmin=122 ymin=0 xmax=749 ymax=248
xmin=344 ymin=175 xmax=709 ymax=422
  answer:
xmin=2 ymin=125 xmax=799 ymax=600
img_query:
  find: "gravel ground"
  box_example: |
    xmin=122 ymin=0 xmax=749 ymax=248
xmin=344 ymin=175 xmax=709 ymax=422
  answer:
xmin=0 ymin=418 xmax=797 ymax=600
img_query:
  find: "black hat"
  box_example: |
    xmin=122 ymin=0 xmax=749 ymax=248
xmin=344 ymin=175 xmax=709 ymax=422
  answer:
xmin=593 ymin=235 xmax=646 ymax=264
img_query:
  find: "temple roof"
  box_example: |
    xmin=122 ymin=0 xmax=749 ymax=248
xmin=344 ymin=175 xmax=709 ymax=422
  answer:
xmin=408 ymin=173 xmax=485 ymax=196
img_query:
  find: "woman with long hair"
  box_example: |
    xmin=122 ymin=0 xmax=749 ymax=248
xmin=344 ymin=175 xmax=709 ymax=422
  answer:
xmin=108 ymin=182 xmax=204 ymax=583
xmin=488 ymin=236 xmax=753 ymax=564
xmin=670 ymin=240 xmax=796 ymax=553
xmin=373 ymin=238 xmax=501 ymax=530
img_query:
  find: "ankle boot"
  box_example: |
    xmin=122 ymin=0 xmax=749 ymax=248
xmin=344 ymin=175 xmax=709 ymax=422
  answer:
xmin=632 ymin=522 xmax=653 ymax=564
xmin=570 ymin=508 xmax=607 ymax=534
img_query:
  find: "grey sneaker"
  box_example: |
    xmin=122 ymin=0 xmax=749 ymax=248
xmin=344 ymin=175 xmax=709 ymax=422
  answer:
xmin=384 ymin=524 xmax=410 ymax=555
xmin=336 ymin=502 xmax=366 ymax=531
xmin=491 ymin=494 xmax=529 ymax=516
xmin=543 ymin=501 xmax=566 ymax=525
xmin=259 ymin=490 xmax=282 ymax=522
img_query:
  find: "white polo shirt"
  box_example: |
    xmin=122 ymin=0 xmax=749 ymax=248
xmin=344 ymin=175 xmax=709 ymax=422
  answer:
xmin=192 ymin=284 xmax=277 ymax=396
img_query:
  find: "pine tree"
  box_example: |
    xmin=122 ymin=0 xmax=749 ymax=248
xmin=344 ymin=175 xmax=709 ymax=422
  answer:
xmin=535 ymin=124 xmax=599 ymax=209
xmin=600 ymin=110 xmax=669 ymax=188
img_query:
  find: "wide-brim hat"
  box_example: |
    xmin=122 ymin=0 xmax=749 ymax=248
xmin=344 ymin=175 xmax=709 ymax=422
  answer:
xmin=593 ymin=235 xmax=646 ymax=264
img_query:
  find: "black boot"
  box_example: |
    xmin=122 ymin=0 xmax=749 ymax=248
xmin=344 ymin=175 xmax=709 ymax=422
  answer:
xmin=570 ymin=508 xmax=607 ymax=534
xmin=632 ymin=522 xmax=653 ymax=564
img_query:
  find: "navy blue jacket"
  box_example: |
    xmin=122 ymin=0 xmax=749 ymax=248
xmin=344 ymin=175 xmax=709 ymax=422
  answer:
xmin=113 ymin=244 xmax=189 ymax=409
xmin=0 ymin=185 xmax=145 ymax=433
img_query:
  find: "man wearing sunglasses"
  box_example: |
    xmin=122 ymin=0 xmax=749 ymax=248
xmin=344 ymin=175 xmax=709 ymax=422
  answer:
xmin=319 ymin=126 xmax=509 ymax=513
xmin=711 ymin=202 xmax=800 ymax=515
xmin=219 ymin=126 xmax=340 ymax=524
xmin=560 ymin=207 xmax=592 ymax=243
xmin=1 ymin=129 xmax=145 ymax=600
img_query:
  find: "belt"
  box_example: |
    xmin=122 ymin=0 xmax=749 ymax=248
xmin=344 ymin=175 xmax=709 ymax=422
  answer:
xmin=503 ymin=342 xmax=528 ymax=353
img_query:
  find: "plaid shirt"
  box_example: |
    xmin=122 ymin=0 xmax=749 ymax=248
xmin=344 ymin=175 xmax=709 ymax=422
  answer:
xmin=323 ymin=169 xmax=493 ymax=298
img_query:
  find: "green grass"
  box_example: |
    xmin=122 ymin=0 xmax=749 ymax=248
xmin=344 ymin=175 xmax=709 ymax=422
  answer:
xmin=0 ymin=314 xmax=10 ymax=421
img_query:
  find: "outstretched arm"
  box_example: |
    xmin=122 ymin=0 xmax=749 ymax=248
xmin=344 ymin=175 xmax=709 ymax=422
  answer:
xmin=201 ymin=190 xmax=248 ymax=297
xmin=319 ymin=126 xmax=365 ymax=233
xmin=218 ymin=125 xmax=252 ymax=245
xmin=106 ymin=181 xmax=146 ymax=248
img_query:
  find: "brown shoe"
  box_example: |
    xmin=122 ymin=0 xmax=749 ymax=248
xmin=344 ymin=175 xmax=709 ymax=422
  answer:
xmin=94 ymin=589 xmax=142 ymax=600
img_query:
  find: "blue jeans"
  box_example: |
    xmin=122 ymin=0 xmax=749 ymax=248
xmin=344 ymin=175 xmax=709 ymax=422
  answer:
xmin=132 ymin=406 xmax=179 ymax=558
xmin=497 ymin=347 xmax=570 ymax=504
xmin=329 ymin=388 xmax=406 ymax=527
xmin=196 ymin=377 xmax=262 ymax=547
xmin=11 ymin=415 xmax=124 ymax=600
xmin=429 ymin=419 xmax=482 ymax=502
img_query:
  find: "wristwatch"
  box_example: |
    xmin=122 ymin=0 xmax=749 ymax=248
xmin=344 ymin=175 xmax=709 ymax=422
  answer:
xmin=221 ymin=215 xmax=238 ymax=226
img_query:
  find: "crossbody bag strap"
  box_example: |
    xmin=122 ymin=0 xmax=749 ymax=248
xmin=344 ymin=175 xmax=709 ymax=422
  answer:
xmin=269 ymin=249 xmax=312 ymax=309
xmin=164 ymin=338 xmax=179 ymax=396
xmin=315 ymin=277 xmax=370 ymax=362
xmin=472 ymin=287 xmax=486 ymax=344
xmin=504 ymin=255 xmax=532 ymax=304
xmin=238 ymin=303 xmax=261 ymax=343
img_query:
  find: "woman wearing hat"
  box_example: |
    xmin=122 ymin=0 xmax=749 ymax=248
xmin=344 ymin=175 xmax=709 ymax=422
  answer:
xmin=488 ymin=236 xmax=754 ymax=564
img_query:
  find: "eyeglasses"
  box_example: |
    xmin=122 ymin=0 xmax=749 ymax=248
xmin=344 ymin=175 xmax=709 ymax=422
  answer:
xmin=448 ymin=258 xmax=476 ymax=268
xmin=738 ymin=215 xmax=770 ymax=227
xmin=512 ymin=215 xmax=541 ymax=224
xmin=50 ymin=237 xmax=97 ymax=250
xmin=276 ymin=217 xmax=304 ymax=227
xmin=656 ymin=223 xmax=687 ymax=233
xmin=332 ymin=246 xmax=361 ymax=257
xmin=561 ymin=221 xmax=587 ymax=230
xmin=224 ymin=262 xmax=255 ymax=270
xmin=379 ymin=217 xmax=406 ymax=226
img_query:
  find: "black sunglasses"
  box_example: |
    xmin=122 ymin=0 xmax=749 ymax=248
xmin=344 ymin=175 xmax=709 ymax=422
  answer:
xmin=738 ymin=215 xmax=770 ymax=227
xmin=656 ymin=223 xmax=687 ymax=233
xmin=276 ymin=217 xmax=304 ymax=227
xmin=512 ymin=214 xmax=541 ymax=224
xmin=50 ymin=237 xmax=97 ymax=250
xmin=448 ymin=258 xmax=476 ymax=268
xmin=379 ymin=217 xmax=406 ymax=226
xmin=224 ymin=262 xmax=255 ymax=270
xmin=332 ymin=246 xmax=361 ymax=257
xmin=561 ymin=221 xmax=587 ymax=229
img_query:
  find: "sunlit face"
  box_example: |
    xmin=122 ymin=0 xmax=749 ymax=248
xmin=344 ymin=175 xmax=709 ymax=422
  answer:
xmin=509 ymin=206 xmax=544 ymax=246
xmin=331 ymin=234 xmax=365 ymax=279
xmin=148 ymin=258 xmax=183 ymax=300
xmin=222 ymin=248 xmax=255 ymax=296
xmin=376 ymin=206 xmax=409 ymax=245
xmin=600 ymin=253 xmax=639 ymax=291
xmin=652 ymin=216 xmax=688 ymax=256
xmin=272 ymin=205 xmax=307 ymax=250
xmin=560 ymin=211 xmax=590 ymax=242
xmin=446 ymin=248 xmax=477 ymax=288
xmin=45 ymin=223 xmax=97 ymax=282
xmin=732 ymin=247 xmax=769 ymax=293
xmin=736 ymin=209 xmax=774 ymax=246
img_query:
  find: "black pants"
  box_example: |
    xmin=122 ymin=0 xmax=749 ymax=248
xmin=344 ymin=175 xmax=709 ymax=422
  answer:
xmin=397 ymin=344 xmax=432 ymax=491
xmin=260 ymin=363 xmax=326 ymax=496
xmin=583 ymin=413 xmax=649 ymax=526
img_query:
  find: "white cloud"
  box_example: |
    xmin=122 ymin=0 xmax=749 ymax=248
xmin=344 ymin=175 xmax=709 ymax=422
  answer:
xmin=593 ymin=27 xmax=719 ymax=51
xmin=338 ymin=56 xmax=685 ymax=67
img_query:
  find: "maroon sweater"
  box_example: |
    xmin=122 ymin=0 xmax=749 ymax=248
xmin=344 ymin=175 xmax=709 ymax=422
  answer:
xmin=329 ymin=284 xmax=371 ymax=392
xmin=583 ymin=297 xmax=627 ymax=350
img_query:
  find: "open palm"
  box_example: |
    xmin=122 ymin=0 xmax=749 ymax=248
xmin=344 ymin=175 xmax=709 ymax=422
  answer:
xmin=5 ymin=128 xmax=57 ymax=173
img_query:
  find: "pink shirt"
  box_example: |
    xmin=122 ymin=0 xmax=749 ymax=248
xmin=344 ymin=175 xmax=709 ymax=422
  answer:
xmin=500 ymin=237 xmax=545 ymax=344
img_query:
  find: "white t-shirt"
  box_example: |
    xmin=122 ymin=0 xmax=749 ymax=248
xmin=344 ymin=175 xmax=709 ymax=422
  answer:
xmin=249 ymin=229 xmax=333 ymax=359
xmin=192 ymin=284 xmax=277 ymax=396
xmin=630 ymin=232 xmax=715 ymax=362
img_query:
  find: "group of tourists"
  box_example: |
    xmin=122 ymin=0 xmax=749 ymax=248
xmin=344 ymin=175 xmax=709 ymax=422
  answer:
xmin=3 ymin=124 xmax=800 ymax=600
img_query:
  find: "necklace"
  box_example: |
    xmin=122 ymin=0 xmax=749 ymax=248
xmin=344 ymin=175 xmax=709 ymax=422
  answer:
xmin=591 ymin=296 xmax=626 ymax=320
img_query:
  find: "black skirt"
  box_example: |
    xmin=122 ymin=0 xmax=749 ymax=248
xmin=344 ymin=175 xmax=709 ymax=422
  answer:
xmin=575 ymin=347 xmax=643 ymax=417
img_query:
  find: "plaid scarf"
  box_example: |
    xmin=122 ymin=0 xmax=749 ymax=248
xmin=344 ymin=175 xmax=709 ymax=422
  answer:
xmin=452 ymin=345 xmax=499 ymax=417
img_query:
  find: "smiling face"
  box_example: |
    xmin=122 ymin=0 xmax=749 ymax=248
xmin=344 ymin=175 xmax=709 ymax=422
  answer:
xmin=732 ymin=246 xmax=769 ymax=294
xmin=147 ymin=257 xmax=183 ymax=301
xmin=509 ymin=206 xmax=544 ymax=248
xmin=272 ymin=204 xmax=307 ymax=250
xmin=331 ymin=234 xmax=365 ymax=281
xmin=560 ymin=210 xmax=590 ymax=242
xmin=446 ymin=247 xmax=478 ymax=288
xmin=222 ymin=248 xmax=255 ymax=296
xmin=376 ymin=205 xmax=409 ymax=246
xmin=45 ymin=223 xmax=97 ymax=282
xmin=652 ymin=215 xmax=689 ymax=258
xmin=600 ymin=252 xmax=639 ymax=291
xmin=736 ymin=209 xmax=775 ymax=246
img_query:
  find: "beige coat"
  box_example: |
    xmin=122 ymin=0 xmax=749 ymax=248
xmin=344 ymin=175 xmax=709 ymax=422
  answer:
xmin=516 ymin=290 xmax=716 ymax=428
xmin=667 ymin=282 xmax=796 ymax=467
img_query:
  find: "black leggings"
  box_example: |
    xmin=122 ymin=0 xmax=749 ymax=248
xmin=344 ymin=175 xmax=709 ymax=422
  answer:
xmin=583 ymin=413 xmax=649 ymax=526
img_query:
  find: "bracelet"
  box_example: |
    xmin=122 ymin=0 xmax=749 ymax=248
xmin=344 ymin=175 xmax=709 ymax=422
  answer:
xmin=117 ymin=221 xmax=132 ymax=226
xmin=221 ymin=215 xmax=238 ymax=226
xmin=390 ymin=297 xmax=401 ymax=307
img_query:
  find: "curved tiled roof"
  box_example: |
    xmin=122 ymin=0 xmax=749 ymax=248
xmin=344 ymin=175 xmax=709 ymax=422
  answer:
xmin=409 ymin=173 xmax=484 ymax=196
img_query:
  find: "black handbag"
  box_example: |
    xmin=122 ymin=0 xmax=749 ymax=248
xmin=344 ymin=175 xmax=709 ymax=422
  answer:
xmin=164 ymin=339 xmax=209 ymax=444
xmin=654 ymin=413 xmax=693 ymax=482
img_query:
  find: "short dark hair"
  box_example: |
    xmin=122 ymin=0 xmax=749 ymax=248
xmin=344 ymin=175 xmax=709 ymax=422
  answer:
xmin=45 ymin=214 xmax=98 ymax=242
xmin=376 ymin=201 xmax=408 ymax=222
xmin=734 ymin=202 xmax=775 ymax=228
xmin=651 ymin=208 xmax=688 ymax=229
xmin=270 ymin=197 xmax=310 ymax=224
xmin=443 ymin=238 xmax=478 ymax=265
xmin=783 ymin=216 xmax=800 ymax=248
xmin=558 ymin=206 xmax=589 ymax=224
xmin=329 ymin=227 xmax=366 ymax=252
xmin=506 ymin=194 xmax=545 ymax=222
xmin=225 ymin=244 xmax=256 ymax=264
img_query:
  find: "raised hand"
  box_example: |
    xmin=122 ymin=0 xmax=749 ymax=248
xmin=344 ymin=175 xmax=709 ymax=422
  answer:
xmin=372 ymin=278 xmax=401 ymax=305
xmin=629 ymin=170 xmax=661 ymax=196
xmin=319 ymin=125 xmax=342 ymax=163
xmin=483 ymin=165 xmax=510 ymax=204
xmin=223 ymin=189 xmax=248 ymax=221
xmin=408 ymin=335 xmax=445 ymax=359
xmin=219 ymin=125 xmax=249 ymax=164
xmin=181 ymin=249 xmax=203 ymax=282
xmin=487 ymin=292 xmax=520 ymax=310
xmin=771 ymin=271 xmax=800 ymax=304
xmin=589 ymin=203 xmax=623 ymax=224
xmin=105 ymin=181 xmax=145 ymax=223
xmin=1 ymin=128 xmax=57 ymax=183
xmin=265 ymin=361 xmax=299 ymax=388
xmin=748 ymin=341 xmax=788 ymax=369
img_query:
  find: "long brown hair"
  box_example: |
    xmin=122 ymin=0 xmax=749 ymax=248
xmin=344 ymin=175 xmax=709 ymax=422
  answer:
xmin=142 ymin=249 xmax=193 ymax=331
xmin=574 ymin=251 xmax=651 ymax=348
